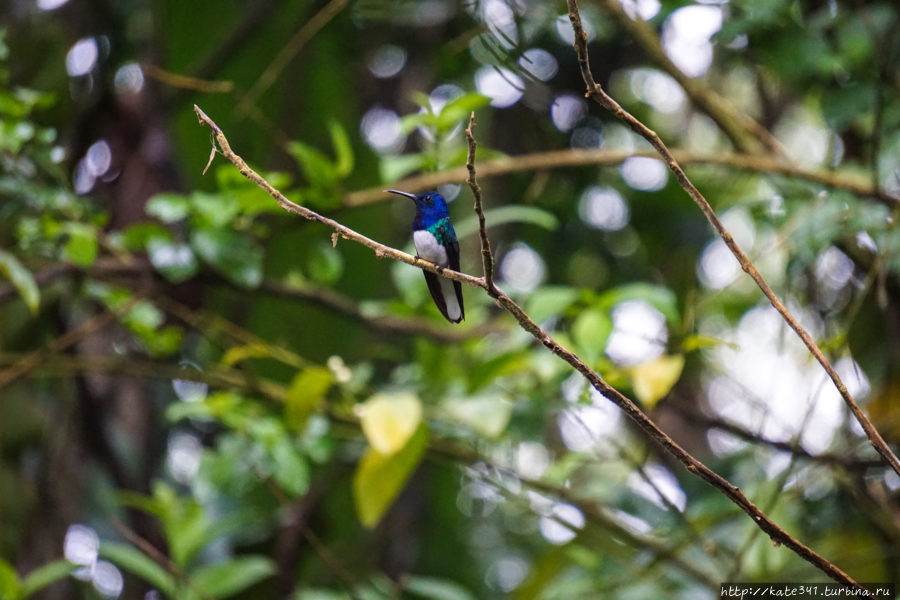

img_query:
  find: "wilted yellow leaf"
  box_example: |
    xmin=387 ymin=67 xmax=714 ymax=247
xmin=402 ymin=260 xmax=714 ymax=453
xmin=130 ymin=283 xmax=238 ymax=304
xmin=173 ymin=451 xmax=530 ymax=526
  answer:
xmin=355 ymin=392 xmax=422 ymax=455
xmin=631 ymin=354 xmax=685 ymax=408
xmin=353 ymin=422 xmax=429 ymax=528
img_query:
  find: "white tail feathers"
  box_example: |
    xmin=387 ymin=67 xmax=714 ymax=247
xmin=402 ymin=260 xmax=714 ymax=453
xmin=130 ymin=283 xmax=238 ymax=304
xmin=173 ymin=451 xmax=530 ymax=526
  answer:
xmin=439 ymin=276 xmax=462 ymax=321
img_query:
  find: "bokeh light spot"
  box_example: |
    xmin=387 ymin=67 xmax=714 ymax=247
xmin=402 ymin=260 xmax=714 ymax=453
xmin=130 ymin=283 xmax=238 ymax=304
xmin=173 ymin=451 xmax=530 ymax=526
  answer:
xmin=620 ymin=156 xmax=667 ymax=191
xmin=662 ymin=6 xmax=722 ymax=77
xmin=605 ymin=300 xmax=667 ymax=366
xmin=64 ymin=524 xmax=99 ymax=567
xmin=499 ymin=243 xmax=545 ymax=293
xmin=578 ymin=186 xmax=629 ymax=231
xmin=85 ymin=140 xmax=112 ymax=177
xmin=619 ymin=0 xmax=661 ymax=21
xmin=66 ymin=37 xmax=99 ymax=77
xmin=114 ymin=63 xmax=145 ymax=95
xmin=518 ymin=48 xmax=558 ymax=82
xmin=697 ymin=239 xmax=739 ymax=289
xmin=367 ymin=45 xmax=407 ymax=79
xmin=538 ymin=503 xmax=585 ymax=544
xmin=93 ymin=560 xmax=124 ymax=598
xmin=360 ymin=107 xmax=403 ymax=153
xmin=550 ymin=93 xmax=587 ymax=132
xmin=475 ymin=67 xmax=523 ymax=108
xmin=167 ymin=431 xmax=203 ymax=484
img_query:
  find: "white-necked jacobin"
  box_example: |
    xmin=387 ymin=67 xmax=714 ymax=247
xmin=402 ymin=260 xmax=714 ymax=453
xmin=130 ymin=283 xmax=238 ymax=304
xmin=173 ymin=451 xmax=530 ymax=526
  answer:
xmin=386 ymin=189 xmax=464 ymax=323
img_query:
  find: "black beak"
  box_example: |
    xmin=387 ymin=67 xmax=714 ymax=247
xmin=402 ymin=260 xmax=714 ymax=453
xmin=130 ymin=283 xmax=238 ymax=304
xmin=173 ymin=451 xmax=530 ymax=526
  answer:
xmin=384 ymin=189 xmax=417 ymax=200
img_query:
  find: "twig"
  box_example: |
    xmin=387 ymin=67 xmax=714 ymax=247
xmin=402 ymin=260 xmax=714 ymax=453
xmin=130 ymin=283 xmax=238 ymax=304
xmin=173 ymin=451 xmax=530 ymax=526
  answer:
xmin=342 ymin=148 xmax=898 ymax=209
xmin=259 ymin=280 xmax=501 ymax=343
xmin=0 ymin=300 xmax=133 ymax=390
xmin=109 ymin=516 xmax=210 ymax=600
xmin=141 ymin=63 xmax=234 ymax=94
xmin=464 ymin=113 xmax=496 ymax=293
xmin=194 ymin=103 xmax=862 ymax=588
xmin=566 ymin=0 xmax=900 ymax=483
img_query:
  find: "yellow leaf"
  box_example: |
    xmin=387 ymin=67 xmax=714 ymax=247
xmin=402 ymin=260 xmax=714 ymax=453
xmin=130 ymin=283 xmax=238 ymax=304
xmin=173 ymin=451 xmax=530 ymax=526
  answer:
xmin=221 ymin=343 xmax=270 ymax=367
xmin=355 ymin=393 xmax=422 ymax=455
xmin=353 ymin=422 xmax=429 ymax=528
xmin=631 ymin=354 xmax=684 ymax=408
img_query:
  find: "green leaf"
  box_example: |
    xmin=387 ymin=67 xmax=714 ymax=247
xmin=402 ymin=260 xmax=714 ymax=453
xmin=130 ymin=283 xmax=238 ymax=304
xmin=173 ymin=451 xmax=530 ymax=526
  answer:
xmin=271 ymin=437 xmax=310 ymax=497
xmin=20 ymin=560 xmax=76 ymax=598
xmin=119 ymin=222 xmax=173 ymax=251
xmin=142 ymin=325 xmax=184 ymax=356
xmin=440 ymin=394 xmax=512 ymax=439
xmin=123 ymin=300 xmax=165 ymax=333
xmin=287 ymin=141 xmax=336 ymax=188
xmin=306 ymin=241 xmax=343 ymax=284
xmin=466 ymin=351 xmax=529 ymax=392
xmin=379 ymin=153 xmax=425 ymax=183
xmin=285 ymin=367 xmax=334 ymax=431
xmin=99 ymin=542 xmax=176 ymax=597
xmin=436 ymin=92 xmax=490 ymax=130
xmin=166 ymin=504 xmax=211 ymax=569
xmin=404 ymin=575 xmax=476 ymax=600
xmin=190 ymin=227 xmax=263 ymax=289
xmin=454 ymin=206 xmax=559 ymax=240
xmin=191 ymin=556 xmax=275 ymax=599
xmin=191 ymin=191 xmax=240 ymax=228
xmin=571 ymin=308 xmax=613 ymax=362
xmin=0 ymin=249 xmax=40 ymax=315
xmin=327 ymin=120 xmax=354 ymax=178
xmin=146 ymin=193 xmax=191 ymax=222
xmin=524 ymin=286 xmax=579 ymax=323
xmin=353 ymin=422 xmax=429 ymax=528
xmin=0 ymin=558 xmax=20 ymax=600
xmin=61 ymin=223 xmax=98 ymax=267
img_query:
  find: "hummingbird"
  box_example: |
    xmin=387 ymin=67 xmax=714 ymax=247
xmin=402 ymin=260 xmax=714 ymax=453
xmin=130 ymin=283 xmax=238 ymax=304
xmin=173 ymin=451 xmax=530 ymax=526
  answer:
xmin=386 ymin=189 xmax=464 ymax=323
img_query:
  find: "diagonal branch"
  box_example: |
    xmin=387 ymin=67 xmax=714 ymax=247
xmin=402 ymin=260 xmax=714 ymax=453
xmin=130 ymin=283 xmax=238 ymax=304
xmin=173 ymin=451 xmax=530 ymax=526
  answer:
xmin=567 ymin=0 xmax=900 ymax=480
xmin=193 ymin=104 xmax=862 ymax=588
xmin=194 ymin=105 xmax=483 ymax=292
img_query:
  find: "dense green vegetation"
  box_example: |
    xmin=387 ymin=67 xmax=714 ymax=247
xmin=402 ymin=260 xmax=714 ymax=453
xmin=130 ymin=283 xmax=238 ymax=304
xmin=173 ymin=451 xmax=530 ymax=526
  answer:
xmin=1 ymin=1 xmax=898 ymax=598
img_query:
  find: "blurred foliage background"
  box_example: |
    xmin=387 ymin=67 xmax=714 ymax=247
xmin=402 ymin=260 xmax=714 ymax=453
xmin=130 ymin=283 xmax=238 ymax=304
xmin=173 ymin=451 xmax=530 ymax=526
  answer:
xmin=1 ymin=0 xmax=899 ymax=598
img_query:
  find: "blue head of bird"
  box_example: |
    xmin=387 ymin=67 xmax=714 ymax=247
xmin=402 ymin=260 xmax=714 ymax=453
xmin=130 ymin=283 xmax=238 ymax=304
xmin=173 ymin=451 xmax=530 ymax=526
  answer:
xmin=385 ymin=189 xmax=449 ymax=228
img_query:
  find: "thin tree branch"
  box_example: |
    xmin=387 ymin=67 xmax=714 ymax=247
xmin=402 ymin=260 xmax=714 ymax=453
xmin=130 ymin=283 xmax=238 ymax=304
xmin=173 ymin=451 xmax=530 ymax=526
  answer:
xmin=238 ymin=0 xmax=350 ymax=113
xmin=465 ymin=112 xmax=496 ymax=294
xmin=342 ymin=148 xmax=898 ymax=209
xmin=193 ymin=104 xmax=863 ymax=588
xmin=567 ymin=0 xmax=900 ymax=482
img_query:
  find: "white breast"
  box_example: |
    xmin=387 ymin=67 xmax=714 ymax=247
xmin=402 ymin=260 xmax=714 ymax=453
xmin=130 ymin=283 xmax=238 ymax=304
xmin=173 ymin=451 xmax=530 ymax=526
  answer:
xmin=413 ymin=230 xmax=449 ymax=266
